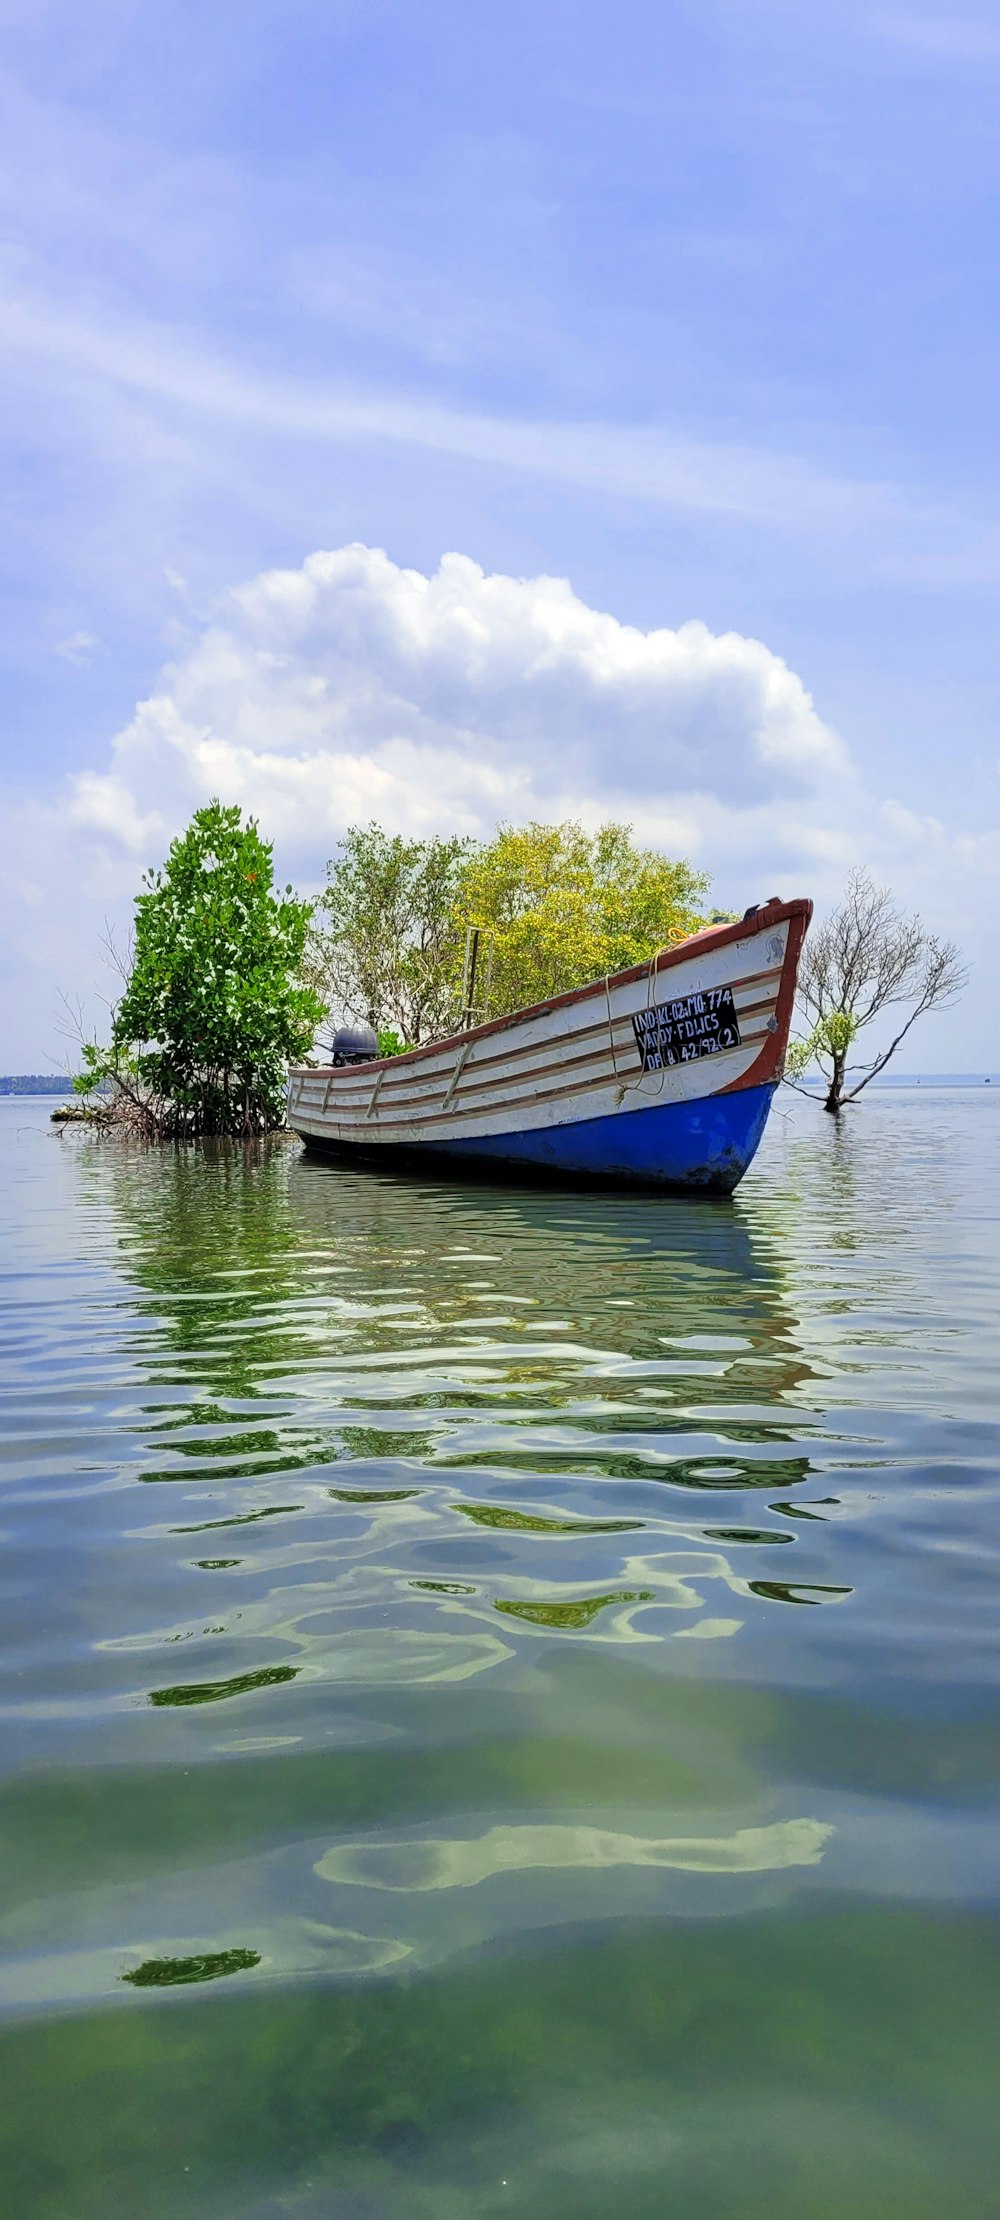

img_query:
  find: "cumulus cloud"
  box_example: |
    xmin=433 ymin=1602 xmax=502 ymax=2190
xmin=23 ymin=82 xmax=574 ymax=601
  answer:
xmin=1 ymin=542 xmax=991 ymax=1064
xmin=70 ymin=543 xmax=850 ymax=873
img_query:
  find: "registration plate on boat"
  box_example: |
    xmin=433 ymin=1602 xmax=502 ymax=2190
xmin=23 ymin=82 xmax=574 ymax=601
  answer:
xmin=632 ymin=985 xmax=741 ymax=1071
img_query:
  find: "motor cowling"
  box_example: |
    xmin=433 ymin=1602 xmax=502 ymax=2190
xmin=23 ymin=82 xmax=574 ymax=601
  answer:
xmin=330 ymin=1024 xmax=379 ymax=1066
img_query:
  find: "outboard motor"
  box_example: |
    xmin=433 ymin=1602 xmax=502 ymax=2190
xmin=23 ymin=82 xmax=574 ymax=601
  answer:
xmin=330 ymin=1024 xmax=379 ymax=1066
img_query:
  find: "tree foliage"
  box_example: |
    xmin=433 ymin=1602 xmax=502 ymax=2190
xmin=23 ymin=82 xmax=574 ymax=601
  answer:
xmin=455 ymin=820 xmax=713 ymax=1021
xmin=80 ymin=801 xmax=323 ymax=1137
xmin=789 ymin=868 xmax=967 ymax=1113
xmin=309 ymin=825 xmax=472 ymax=1046
xmin=309 ymin=818 xmax=715 ymax=1042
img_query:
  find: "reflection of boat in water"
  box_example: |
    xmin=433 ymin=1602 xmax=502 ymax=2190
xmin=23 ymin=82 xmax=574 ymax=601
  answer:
xmin=288 ymin=897 xmax=812 ymax=1194
xmin=287 ymin=1139 xmax=820 ymax=1484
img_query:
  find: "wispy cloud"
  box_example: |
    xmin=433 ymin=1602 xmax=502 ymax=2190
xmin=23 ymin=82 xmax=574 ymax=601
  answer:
xmin=54 ymin=628 xmax=102 ymax=666
xmin=874 ymin=12 xmax=1000 ymax=59
xmin=0 ymin=293 xmax=896 ymax=535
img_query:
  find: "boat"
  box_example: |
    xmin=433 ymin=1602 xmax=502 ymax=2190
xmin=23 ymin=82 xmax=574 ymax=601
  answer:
xmin=286 ymin=894 xmax=812 ymax=1194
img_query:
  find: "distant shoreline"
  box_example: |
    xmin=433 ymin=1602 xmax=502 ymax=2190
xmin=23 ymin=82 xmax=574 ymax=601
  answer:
xmin=2 ymin=1072 xmax=997 ymax=1098
xmin=0 ymin=1078 xmax=74 ymax=1096
xmin=794 ymin=1075 xmax=996 ymax=1090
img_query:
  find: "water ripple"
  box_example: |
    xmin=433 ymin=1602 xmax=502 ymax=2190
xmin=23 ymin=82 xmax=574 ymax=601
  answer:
xmin=2 ymin=1093 xmax=1000 ymax=2215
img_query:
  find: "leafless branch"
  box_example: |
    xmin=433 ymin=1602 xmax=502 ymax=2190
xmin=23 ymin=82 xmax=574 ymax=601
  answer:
xmin=794 ymin=869 xmax=968 ymax=1112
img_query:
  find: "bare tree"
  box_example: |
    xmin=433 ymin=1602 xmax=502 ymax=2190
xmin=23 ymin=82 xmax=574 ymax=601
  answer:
xmin=55 ymin=931 xmax=163 ymax=1139
xmin=787 ymin=869 xmax=967 ymax=1114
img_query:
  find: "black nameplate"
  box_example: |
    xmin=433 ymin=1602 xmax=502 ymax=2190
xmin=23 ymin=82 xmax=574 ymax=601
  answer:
xmin=632 ymin=985 xmax=742 ymax=1071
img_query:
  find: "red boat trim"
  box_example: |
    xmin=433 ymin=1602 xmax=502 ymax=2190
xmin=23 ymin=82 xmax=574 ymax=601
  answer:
xmin=299 ymin=983 xmax=774 ymax=1105
xmin=719 ymin=904 xmax=812 ymax=1094
xmin=302 ymin=1027 xmax=776 ymax=1136
xmin=289 ymin=899 xmax=810 ymax=1086
xmin=307 ymin=1011 xmax=779 ymax=1122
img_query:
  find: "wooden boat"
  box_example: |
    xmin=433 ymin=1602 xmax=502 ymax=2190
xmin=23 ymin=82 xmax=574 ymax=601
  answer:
xmin=287 ymin=895 xmax=812 ymax=1194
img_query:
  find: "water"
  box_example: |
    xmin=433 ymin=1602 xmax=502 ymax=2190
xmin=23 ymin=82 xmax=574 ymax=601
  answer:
xmin=1 ymin=1089 xmax=998 ymax=2219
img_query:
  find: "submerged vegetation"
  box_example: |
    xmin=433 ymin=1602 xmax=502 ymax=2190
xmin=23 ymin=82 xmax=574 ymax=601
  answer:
xmin=121 ymin=1949 xmax=260 ymax=1988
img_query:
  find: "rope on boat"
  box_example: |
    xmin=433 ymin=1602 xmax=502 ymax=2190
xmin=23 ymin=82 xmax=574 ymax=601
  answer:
xmin=607 ymin=949 xmax=669 ymax=1107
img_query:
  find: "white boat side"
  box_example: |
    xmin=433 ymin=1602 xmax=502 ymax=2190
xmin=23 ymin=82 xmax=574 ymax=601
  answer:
xmin=286 ymin=897 xmax=811 ymax=1189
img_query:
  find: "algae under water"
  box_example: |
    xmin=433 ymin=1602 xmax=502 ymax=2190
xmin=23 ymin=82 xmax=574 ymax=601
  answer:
xmin=0 ymin=1088 xmax=998 ymax=2217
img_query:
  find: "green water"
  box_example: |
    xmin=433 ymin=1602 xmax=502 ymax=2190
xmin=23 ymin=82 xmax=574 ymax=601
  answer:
xmin=1 ymin=1090 xmax=998 ymax=2217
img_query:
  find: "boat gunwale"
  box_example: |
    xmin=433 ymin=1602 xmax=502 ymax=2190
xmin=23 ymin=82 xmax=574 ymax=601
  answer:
xmin=293 ymin=1021 xmax=776 ymax=1137
xmin=289 ymin=898 xmax=810 ymax=1086
xmin=296 ymin=1015 xmax=777 ymax=1121
xmin=290 ymin=977 xmax=784 ymax=1115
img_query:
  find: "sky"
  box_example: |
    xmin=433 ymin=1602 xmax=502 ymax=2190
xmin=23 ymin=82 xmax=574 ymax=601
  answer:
xmin=2 ymin=0 xmax=999 ymax=1067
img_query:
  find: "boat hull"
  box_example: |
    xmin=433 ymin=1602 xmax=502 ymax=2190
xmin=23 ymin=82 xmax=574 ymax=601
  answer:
xmin=297 ymin=1079 xmax=776 ymax=1192
xmin=288 ymin=895 xmax=811 ymax=1196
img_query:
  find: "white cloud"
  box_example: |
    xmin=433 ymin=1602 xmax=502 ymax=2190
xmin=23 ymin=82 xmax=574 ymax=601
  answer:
xmin=55 ymin=628 xmax=102 ymax=666
xmin=69 ymin=543 xmax=850 ymax=874
xmin=1 ymin=542 xmax=995 ymax=1063
xmin=0 ymin=292 xmax=894 ymax=536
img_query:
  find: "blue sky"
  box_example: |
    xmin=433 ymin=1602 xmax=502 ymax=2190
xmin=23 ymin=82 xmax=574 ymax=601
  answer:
xmin=2 ymin=0 xmax=999 ymax=1064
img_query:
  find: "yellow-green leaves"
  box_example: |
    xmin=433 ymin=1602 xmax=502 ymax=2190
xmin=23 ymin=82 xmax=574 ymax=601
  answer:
xmin=453 ymin=820 xmax=712 ymax=1021
xmin=312 ymin=817 xmax=714 ymax=1041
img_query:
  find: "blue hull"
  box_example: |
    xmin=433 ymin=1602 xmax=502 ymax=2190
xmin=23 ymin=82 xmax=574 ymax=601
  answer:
xmin=302 ymin=1082 xmax=776 ymax=1194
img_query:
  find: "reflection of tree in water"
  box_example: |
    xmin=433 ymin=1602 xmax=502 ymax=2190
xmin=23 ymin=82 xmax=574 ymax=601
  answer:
xmin=271 ymin=1165 xmax=854 ymax=1637
xmin=80 ymin=1138 xmax=310 ymax=1399
xmin=283 ymin=1151 xmax=820 ymax=1432
xmin=149 ymin=1664 xmax=299 ymax=1707
xmin=460 ymin=1504 xmax=641 ymax=1535
xmin=78 ymin=1136 xmax=827 ymax=1546
xmin=94 ymin=1136 xmax=819 ymax=1429
xmin=496 ymin=1588 xmax=656 ymax=1631
xmin=764 ymin=1088 xmax=956 ymax=1267
xmin=78 ymin=1134 xmax=858 ymax=1678
xmin=746 ymin=1579 xmax=852 ymax=1607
